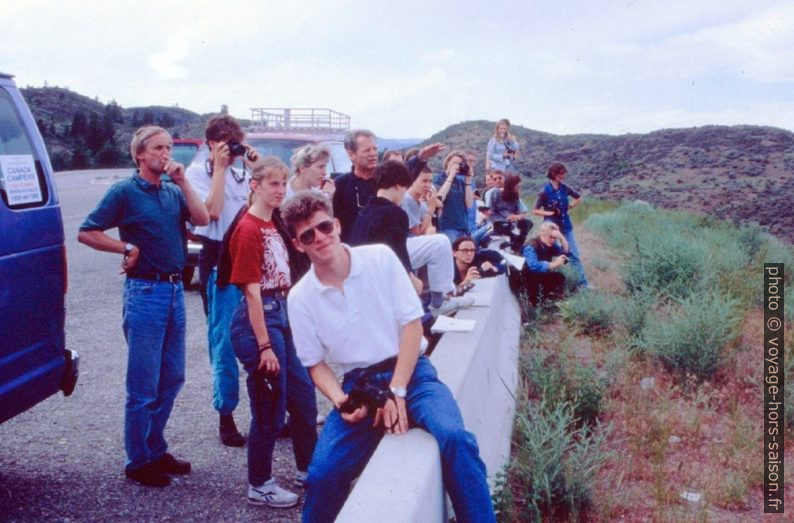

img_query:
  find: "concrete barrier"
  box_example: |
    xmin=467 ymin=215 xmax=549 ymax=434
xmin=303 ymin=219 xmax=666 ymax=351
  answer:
xmin=337 ymin=275 xmax=521 ymax=522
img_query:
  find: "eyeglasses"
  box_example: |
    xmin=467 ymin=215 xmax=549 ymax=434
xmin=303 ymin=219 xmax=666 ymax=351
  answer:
xmin=297 ymin=220 xmax=335 ymax=245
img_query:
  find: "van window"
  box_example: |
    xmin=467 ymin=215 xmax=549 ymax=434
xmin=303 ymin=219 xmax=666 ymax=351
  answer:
xmin=0 ymin=87 xmax=49 ymax=209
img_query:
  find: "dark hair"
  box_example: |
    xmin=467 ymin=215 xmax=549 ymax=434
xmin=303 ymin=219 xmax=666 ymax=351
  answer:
xmin=452 ymin=235 xmax=475 ymax=251
xmin=205 ymin=115 xmax=244 ymax=143
xmin=405 ymin=156 xmax=429 ymax=184
xmin=381 ymin=149 xmax=403 ymax=162
xmin=547 ymin=162 xmax=567 ymax=180
xmin=375 ymin=159 xmax=411 ymax=190
xmin=344 ymin=129 xmax=376 ymax=153
xmin=281 ymin=191 xmax=334 ymax=239
xmin=502 ymin=173 xmax=521 ymax=203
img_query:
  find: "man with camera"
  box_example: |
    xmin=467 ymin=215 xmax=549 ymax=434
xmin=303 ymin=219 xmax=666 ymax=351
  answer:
xmin=522 ymin=221 xmax=570 ymax=305
xmin=282 ymin=191 xmax=495 ymax=523
xmin=78 ymin=126 xmax=210 ymax=487
xmin=434 ymin=150 xmax=474 ymax=242
xmin=185 ymin=115 xmax=258 ymax=447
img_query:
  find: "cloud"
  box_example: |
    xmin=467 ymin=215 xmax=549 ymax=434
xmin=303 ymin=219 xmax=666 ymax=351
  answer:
xmin=147 ymin=33 xmax=193 ymax=80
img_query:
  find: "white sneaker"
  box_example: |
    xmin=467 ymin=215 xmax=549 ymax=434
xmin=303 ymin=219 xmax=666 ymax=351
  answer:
xmin=429 ymin=295 xmax=475 ymax=317
xmin=294 ymin=470 xmax=308 ymax=489
xmin=247 ymin=478 xmax=299 ymax=508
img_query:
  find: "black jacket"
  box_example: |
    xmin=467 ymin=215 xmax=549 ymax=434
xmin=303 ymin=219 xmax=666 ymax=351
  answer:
xmin=348 ymin=196 xmax=412 ymax=274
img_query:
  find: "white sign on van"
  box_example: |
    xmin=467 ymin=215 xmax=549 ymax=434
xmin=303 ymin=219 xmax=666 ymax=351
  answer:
xmin=0 ymin=154 xmax=43 ymax=205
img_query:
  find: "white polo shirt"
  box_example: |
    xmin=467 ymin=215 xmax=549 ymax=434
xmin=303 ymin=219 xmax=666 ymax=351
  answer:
xmin=288 ymin=244 xmax=427 ymax=374
xmin=185 ymin=162 xmax=249 ymax=241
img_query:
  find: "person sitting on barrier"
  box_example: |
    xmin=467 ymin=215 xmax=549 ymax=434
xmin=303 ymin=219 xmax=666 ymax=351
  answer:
xmin=533 ymin=161 xmax=589 ymax=288
xmin=402 ymin=160 xmax=441 ymax=236
xmin=522 ymin=221 xmax=570 ymax=306
xmin=452 ymin=236 xmax=504 ymax=286
xmin=227 ymin=157 xmax=318 ymax=508
xmin=350 ymin=160 xmax=472 ymax=316
xmin=282 ymin=191 xmax=496 ymax=523
xmin=287 ymin=143 xmax=335 ymax=200
xmin=473 ymin=173 xmax=532 ymax=253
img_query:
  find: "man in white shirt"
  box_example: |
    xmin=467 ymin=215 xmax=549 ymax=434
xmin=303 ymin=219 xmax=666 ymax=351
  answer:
xmin=283 ymin=192 xmax=495 ymax=522
xmin=185 ymin=115 xmax=256 ymax=447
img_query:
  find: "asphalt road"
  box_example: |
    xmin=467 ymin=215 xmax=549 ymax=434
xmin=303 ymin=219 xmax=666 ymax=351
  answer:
xmin=0 ymin=169 xmax=311 ymax=522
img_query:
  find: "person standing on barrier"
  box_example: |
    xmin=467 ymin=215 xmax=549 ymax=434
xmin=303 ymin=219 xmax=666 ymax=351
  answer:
xmin=533 ymin=161 xmax=589 ymax=288
xmin=228 ymin=158 xmax=318 ymax=508
xmin=78 ymin=126 xmax=209 ymax=487
xmin=282 ymin=191 xmax=496 ymax=523
xmin=186 ymin=115 xmax=257 ymax=447
xmin=486 ymin=118 xmax=519 ymax=174
xmin=434 ymin=150 xmax=474 ymax=243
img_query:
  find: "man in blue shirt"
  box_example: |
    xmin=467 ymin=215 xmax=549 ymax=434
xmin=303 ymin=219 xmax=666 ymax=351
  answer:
xmin=78 ymin=126 xmax=209 ymax=487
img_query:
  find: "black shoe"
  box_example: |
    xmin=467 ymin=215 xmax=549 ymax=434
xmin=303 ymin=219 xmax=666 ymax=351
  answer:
xmin=153 ymin=453 xmax=191 ymax=475
xmin=219 ymin=414 xmax=246 ymax=447
xmin=125 ymin=462 xmax=171 ymax=487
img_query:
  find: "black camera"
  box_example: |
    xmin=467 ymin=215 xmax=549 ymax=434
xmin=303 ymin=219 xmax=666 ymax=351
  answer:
xmin=227 ymin=141 xmax=247 ymax=157
xmin=338 ymin=380 xmax=394 ymax=414
xmin=458 ymin=161 xmax=470 ymax=177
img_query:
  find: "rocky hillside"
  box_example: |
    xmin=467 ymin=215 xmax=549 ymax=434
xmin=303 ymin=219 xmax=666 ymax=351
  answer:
xmin=423 ymin=121 xmax=794 ymax=243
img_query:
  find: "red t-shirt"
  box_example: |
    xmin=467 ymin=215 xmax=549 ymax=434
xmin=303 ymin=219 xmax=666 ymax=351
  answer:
xmin=229 ymin=212 xmax=291 ymax=290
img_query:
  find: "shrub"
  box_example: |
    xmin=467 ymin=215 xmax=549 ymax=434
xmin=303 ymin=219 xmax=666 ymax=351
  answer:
xmin=641 ymin=292 xmax=742 ymax=380
xmin=558 ymin=290 xmax=614 ymax=336
xmin=624 ymin=233 xmax=709 ymax=299
xmin=612 ymin=291 xmax=656 ymax=342
xmin=493 ymin=400 xmax=613 ymax=521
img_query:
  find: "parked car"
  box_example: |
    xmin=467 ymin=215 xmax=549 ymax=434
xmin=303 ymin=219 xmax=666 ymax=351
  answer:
xmin=0 ymin=72 xmax=78 ymax=424
xmin=171 ymin=138 xmax=203 ymax=167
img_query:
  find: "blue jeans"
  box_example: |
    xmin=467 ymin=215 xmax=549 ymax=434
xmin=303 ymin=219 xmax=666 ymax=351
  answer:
xmin=198 ymin=238 xmax=222 ymax=316
xmin=563 ymin=228 xmax=589 ymax=287
xmin=230 ymin=295 xmax=318 ymax=486
xmin=122 ymin=278 xmax=186 ymax=470
xmin=207 ymin=269 xmax=242 ymax=416
xmin=303 ymin=357 xmax=495 ymax=523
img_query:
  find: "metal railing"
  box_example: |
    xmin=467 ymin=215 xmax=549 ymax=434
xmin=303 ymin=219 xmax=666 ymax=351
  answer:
xmin=248 ymin=108 xmax=351 ymax=133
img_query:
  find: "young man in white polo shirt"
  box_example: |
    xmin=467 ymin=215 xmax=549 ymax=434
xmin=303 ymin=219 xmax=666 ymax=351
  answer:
xmin=282 ymin=192 xmax=495 ymax=523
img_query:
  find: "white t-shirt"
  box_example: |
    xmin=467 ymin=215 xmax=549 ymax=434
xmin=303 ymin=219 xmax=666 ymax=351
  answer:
xmin=185 ymin=161 xmax=249 ymax=241
xmin=288 ymin=244 xmax=427 ymax=374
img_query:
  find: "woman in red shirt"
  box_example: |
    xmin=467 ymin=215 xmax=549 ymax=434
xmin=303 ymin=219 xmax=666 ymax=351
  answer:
xmin=228 ymin=157 xmax=317 ymax=508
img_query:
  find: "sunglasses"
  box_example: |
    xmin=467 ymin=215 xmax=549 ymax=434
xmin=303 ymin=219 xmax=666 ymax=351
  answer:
xmin=297 ymin=220 xmax=335 ymax=245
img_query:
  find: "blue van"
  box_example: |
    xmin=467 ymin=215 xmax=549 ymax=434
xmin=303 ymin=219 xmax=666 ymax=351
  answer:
xmin=0 ymin=72 xmax=78 ymax=424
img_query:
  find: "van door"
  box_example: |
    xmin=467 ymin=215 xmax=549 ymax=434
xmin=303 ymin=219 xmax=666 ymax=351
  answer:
xmin=0 ymin=78 xmax=73 ymax=424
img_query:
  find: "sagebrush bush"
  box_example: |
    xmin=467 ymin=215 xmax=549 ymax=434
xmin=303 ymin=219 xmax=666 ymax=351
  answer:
xmin=558 ymin=290 xmax=614 ymax=336
xmin=624 ymin=233 xmax=710 ymax=299
xmin=641 ymin=292 xmax=742 ymax=380
xmin=493 ymin=400 xmax=612 ymax=522
xmin=612 ymin=291 xmax=656 ymax=342
xmin=522 ymin=346 xmax=606 ymax=427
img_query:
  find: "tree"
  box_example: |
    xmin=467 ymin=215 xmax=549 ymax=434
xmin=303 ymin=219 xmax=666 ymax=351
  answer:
xmin=86 ymin=112 xmax=104 ymax=153
xmin=70 ymin=111 xmax=87 ymax=138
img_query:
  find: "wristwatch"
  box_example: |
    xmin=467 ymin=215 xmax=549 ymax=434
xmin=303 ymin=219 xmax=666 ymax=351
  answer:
xmin=389 ymin=386 xmax=407 ymax=399
xmin=123 ymin=243 xmax=135 ymax=256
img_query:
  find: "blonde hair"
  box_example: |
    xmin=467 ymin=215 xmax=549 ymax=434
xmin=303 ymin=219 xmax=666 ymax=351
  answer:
xmin=130 ymin=125 xmax=169 ymax=166
xmin=537 ymin=221 xmax=560 ymax=236
xmin=249 ymin=156 xmax=289 ymax=205
xmin=290 ymin=144 xmax=331 ymax=176
xmin=493 ymin=118 xmax=513 ymax=144
xmin=443 ymin=149 xmax=466 ymax=170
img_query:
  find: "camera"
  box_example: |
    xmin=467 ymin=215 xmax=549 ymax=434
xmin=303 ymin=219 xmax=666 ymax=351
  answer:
xmin=227 ymin=141 xmax=247 ymax=157
xmin=338 ymin=380 xmax=394 ymax=414
xmin=458 ymin=161 xmax=470 ymax=177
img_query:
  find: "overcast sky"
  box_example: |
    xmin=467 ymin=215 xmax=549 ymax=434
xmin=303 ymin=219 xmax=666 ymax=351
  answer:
xmin=2 ymin=0 xmax=793 ymax=138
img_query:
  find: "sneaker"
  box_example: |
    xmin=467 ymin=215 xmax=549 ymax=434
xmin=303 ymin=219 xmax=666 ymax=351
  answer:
xmin=125 ymin=462 xmax=171 ymax=487
xmin=429 ymin=295 xmax=475 ymax=317
xmin=248 ymin=478 xmax=299 ymax=508
xmin=294 ymin=470 xmax=308 ymax=489
xmin=219 ymin=414 xmax=246 ymax=447
xmin=153 ymin=453 xmax=191 ymax=475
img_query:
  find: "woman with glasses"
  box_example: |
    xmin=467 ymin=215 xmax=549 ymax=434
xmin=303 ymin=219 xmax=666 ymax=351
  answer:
xmin=452 ymin=236 xmax=503 ymax=285
xmin=227 ymin=157 xmax=317 ymax=508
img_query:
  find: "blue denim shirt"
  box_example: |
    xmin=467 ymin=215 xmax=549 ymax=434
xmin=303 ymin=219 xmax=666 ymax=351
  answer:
xmin=433 ymin=172 xmax=470 ymax=231
xmin=80 ymin=171 xmax=189 ymax=273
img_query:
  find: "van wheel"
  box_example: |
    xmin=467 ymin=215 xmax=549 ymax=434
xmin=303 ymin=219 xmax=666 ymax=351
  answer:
xmin=183 ymin=266 xmax=195 ymax=288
